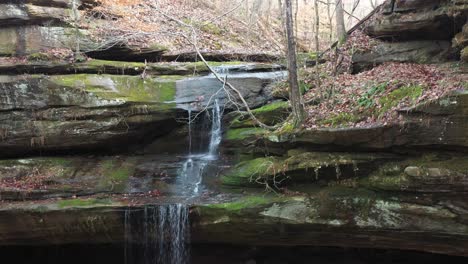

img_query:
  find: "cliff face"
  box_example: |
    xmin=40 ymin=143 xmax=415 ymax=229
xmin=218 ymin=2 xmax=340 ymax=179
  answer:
xmin=0 ymin=0 xmax=467 ymax=259
xmin=0 ymin=0 xmax=90 ymax=57
xmin=353 ymin=0 xmax=468 ymax=71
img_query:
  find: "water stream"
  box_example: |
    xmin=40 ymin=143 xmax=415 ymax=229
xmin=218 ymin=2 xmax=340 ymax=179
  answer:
xmin=124 ymin=204 xmax=190 ymax=264
xmin=125 ymin=69 xmax=226 ymax=264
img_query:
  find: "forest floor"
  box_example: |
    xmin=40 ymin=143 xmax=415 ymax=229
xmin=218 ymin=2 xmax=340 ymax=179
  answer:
xmin=85 ymin=0 xmax=285 ymax=56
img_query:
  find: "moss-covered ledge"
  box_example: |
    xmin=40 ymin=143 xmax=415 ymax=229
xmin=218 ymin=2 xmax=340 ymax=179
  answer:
xmin=0 ymin=59 xmax=284 ymax=76
xmin=221 ymin=151 xmax=396 ymax=187
xmin=192 ymin=190 xmax=468 ymax=257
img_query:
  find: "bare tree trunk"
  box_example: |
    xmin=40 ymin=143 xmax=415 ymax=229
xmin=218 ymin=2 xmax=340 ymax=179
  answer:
xmin=326 ymin=0 xmax=333 ymax=43
xmin=295 ymin=0 xmax=299 ymax=44
xmin=285 ymin=0 xmax=306 ymax=127
xmin=314 ymin=0 xmax=321 ymax=94
xmin=336 ymin=0 xmax=346 ymax=45
xmin=71 ymin=0 xmax=81 ymax=60
xmin=278 ymin=0 xmax=287 ymax=51
xmin=314 ymin=0 xmax=319 ymax=54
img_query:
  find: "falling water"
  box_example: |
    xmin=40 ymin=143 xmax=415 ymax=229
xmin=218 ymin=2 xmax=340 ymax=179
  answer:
xmin=124 ymin=67 xmax=228 ymax=263
xmin=207 ymin=99 xmax=223 ymax=158
xmin=188 ymin=109 xmax=192 ymax=155
xmin=125 ymin=204 xmax=190 ymax=264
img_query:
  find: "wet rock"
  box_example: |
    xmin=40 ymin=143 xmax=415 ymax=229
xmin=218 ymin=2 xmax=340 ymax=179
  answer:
xmin=192 ymin=191 xmax=468 ymax=257
xmin=175 ymin=71 xmax=286 ymax=111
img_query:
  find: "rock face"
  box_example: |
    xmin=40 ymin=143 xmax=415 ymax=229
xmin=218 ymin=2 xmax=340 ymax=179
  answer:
xmin=175 ymin=71 xmax=286 ymax=111
xmin=0 ymin=62 xmax=285 ymax=158
xmin=0 ymin=1 xmax=87 ymax=57
xmin=267 ymin=90 xmax=468 ymax=150
xmin=353 ymin=0 xmax=467 ymax=71
xmin=366 ymin=0 xmax=458 ymax=40
xmin=352 ymin=41 xmax=454 ymax=72
xmin=0 ymin=74 xmax=180 ymax=157
xmin=192 ymin=191 xmax=468 ymax=257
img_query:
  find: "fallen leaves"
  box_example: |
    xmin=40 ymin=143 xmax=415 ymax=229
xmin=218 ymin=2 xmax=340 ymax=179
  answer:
xmin=302 ymin=62 xmax=467 ymax=129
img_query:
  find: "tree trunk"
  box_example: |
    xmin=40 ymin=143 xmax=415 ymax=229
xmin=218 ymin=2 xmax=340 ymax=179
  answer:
xmin=284 ymin=0 xmax=306 ymax=127
xmin=314 ymin=0 xmax=321 ymax=94
xmin=72 ymin=0 xmax=81 ymax=60
xmin=336 ymin=0 xmax=346 ymax=45
xmin=327 ymin=0 xmax=333 ymax=43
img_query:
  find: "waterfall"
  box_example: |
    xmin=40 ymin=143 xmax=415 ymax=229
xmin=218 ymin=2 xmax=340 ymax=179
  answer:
xmin=124 ymin=67 xmax=228 ymax=263
xmin=207 ymin=99 xmax=222 ymax=158
xmin=125 ymin=204 xmax=190 ymax=264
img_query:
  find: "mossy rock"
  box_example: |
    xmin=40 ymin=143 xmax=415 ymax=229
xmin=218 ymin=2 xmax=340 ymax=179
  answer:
xmin=49 ymin=74 xmax=177 ymax=107
xmin=359 ymin=153 xmax=468 ymax=193
xmin=228 ymin=101 xmax=290 ymax=128
xmin=0 ymin=156 xmax=142 ymax=199
xmin=378 ymin=84 xmax=424 ymax=117
xmin=205 ymin=196 xmax=273 ymax=212
xmin=318 ymin=112 xmax=362 ymax=127
xmin=225 ymin=127 xmax=268 ymax=141
xmin=57 ymin=198 xmax=113 ymax=208
xmin=221 ymin=157 xmax=284 ymax=187
xmin=462 ymin=46 xmax=468 ymax=62
xmin=221 ymin=151 xmax=391 ymax=188
xmin=28 ymin=52 xmax=52 ymax=61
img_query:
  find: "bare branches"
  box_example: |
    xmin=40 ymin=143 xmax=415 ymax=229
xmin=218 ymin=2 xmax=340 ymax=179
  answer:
xmin=149 ymin=1 xmax=278 ymax=130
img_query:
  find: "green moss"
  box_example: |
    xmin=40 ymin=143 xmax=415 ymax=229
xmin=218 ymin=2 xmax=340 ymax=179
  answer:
xmin=201 ymin=22 xmax=223 ymax=35
xmin=28 ymin=52 xmax=51 ymax=61
xmin=359 ymin=153 xmax=468 ymax=191
xmin=206 ymin=196 xmax=271 ymax=211
xmin=358 ymin=82 xmax=388 ymax=108
xmin=85 ymin=59 xmax=146 ymax=69
xmin=274 ymin=120 xmax=296 ymax=135
xmin=461 ymin=46 xmax=468 ymax=62
xmin=108 ymin=168 xmax=132 ymax=181
xmin=225 ymin=127 xmax=266 ymax=141
xmin=101 ymin=160 xmax=134 ymax=182
xmin=50 ymin=74 xmax=177 ymax=105
xmin=184 ymin=61 xmax=244 ymax=72
xmin=148 ymin=43 xmax=168 ymax=51
xmin=57 ymin=198 xmax=112 ymax=208
xmin=297 ymin=52 xmax=318 ymax=66
xmin=378 ymin=85 xmax=423 ymax=116
xmin=252 ymin=101 xmax=289 ymax=114
xmin=319 ymin=112 xmax=361 ymax=127
xmin=230 ymin=101 xmax=290 ymax=128
xmin=46 ymin=157 xmax=73 ymax=167
xmin=221 ymin=157 xmax=283 ymax=186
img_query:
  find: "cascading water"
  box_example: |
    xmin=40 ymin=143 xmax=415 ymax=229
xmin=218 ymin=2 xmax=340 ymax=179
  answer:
xmin=124 ymin=67 xmax=227 ymax=264
xmin=207 ymin=99 xmax=222 ymax=158
xmin=125 ymin=204 xmax=190 ymax=264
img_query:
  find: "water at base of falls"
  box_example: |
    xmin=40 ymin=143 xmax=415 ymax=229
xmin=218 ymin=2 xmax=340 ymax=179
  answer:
xmin=125 ymin=204 xmax=190 ymax=264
